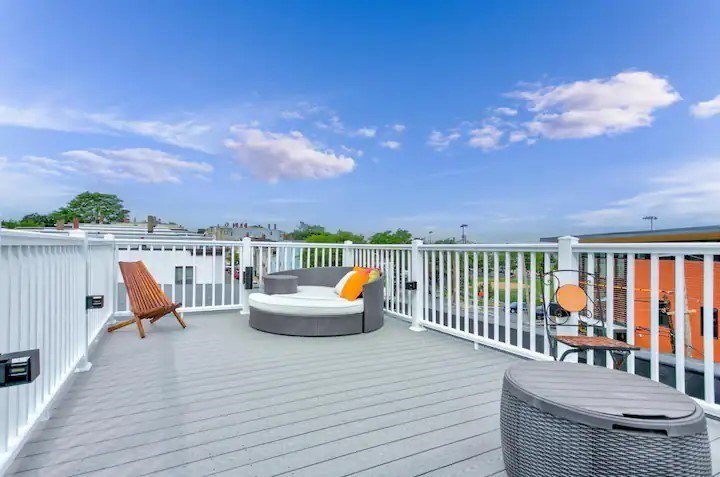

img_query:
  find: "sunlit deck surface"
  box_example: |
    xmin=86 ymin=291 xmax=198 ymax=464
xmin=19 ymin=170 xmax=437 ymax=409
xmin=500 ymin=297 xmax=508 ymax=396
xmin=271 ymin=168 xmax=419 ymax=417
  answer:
xmin=8 ymin=312 xmax=720 ymax=477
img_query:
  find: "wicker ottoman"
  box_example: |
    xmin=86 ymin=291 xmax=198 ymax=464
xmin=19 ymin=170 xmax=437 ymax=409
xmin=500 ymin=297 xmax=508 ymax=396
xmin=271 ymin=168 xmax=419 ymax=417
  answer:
xmin=500 ymin=361 xmax=711 ymax=477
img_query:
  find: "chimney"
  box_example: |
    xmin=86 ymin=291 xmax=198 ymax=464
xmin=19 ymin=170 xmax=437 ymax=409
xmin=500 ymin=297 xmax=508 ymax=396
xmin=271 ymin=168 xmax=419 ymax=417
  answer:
xmin=147 ymin=215 xmax=156 ymax=234
xmin=72 ymin=218 xmax=80 ymax=229
xmin=274 ymin=224 xmax=277 ymax=230
xmin=261 ymin=233 xmax=266 ymax=240
xmin=55 ymin=219 xmax=65 ymax=231
xmin=267 ymin=224 xmax=270 ymax=230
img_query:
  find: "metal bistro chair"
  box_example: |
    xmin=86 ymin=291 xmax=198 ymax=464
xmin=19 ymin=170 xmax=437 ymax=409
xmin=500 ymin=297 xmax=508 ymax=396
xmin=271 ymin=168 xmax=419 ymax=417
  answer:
xmin=540 ymin=269 xmax=639 ymax=368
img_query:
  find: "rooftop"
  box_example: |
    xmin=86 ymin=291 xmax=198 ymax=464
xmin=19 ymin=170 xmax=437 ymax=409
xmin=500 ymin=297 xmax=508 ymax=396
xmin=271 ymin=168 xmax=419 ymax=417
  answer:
xmin=6 ymin=311 xmax=720 ymax=477
xmin=541 ymin=225 xmax=720 ymax=243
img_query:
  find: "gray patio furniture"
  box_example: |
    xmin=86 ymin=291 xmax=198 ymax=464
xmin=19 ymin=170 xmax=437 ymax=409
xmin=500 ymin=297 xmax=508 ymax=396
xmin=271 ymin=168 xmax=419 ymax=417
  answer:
xmin=263 ymin=274 xmax=298 ymax=295
xmin=249 ymin=267 xmax=384 ymax=336
xmin=500 ymin=361 xmax=711 ymax=477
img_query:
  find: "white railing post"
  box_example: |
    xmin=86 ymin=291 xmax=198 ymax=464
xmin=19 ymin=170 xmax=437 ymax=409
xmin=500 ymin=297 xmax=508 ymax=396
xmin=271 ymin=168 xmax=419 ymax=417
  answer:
xmin=105 ymin=234 xmax=117 ymax=325
xmin=241 ymin=237 xmax=253 ymax=312
xmin=556 ymin=236 xmax=579 ymax=362
xmin=410 ymin=239 xmax=425 ymax=332
xmin=342 ymin=240 xmax=354 ymax=267
xmin=69 ymin=229 xmax=92 ymax=373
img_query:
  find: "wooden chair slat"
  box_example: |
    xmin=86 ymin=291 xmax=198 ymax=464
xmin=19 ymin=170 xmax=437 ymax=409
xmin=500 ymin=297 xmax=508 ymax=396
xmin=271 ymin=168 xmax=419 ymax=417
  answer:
xmin=109 ymin=261 xmax=186 ymax=338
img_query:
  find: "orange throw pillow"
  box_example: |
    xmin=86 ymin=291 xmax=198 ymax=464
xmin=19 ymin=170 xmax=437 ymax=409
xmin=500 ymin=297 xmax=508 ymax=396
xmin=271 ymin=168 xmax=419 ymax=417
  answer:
xmin=341 ymin=269 xmax=370 ymax=300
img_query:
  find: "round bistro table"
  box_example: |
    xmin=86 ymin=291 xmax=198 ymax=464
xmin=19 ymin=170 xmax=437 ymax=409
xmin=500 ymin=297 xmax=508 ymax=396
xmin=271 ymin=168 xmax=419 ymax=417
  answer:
xmin=500 ymin=361 xmax=711 ymax=477
xmin=262 ymin=274 xmax=298 ymax=295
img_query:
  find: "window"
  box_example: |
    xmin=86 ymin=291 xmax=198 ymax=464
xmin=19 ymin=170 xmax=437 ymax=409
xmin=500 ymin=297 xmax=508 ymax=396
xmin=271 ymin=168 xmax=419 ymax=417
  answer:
xmin=175 ymin=266 xmax=194 ymax=285
xmin=700 ymin=307 xmax=719 ymax=339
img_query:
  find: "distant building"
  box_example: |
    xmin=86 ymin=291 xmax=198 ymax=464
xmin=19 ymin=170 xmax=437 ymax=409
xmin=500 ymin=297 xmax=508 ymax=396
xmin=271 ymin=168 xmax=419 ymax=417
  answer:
xmin=208 ymin=222 xmax=286 ymax=241
xmin=14 ymin=217 xmax=223 ymax=288
xmin=541 ymin=225 xmax=720 ymax=243
xmin=542 ymin=225 xmax=720 ymax=363
xmin=16 ymin=216 xmax=206 ymax=240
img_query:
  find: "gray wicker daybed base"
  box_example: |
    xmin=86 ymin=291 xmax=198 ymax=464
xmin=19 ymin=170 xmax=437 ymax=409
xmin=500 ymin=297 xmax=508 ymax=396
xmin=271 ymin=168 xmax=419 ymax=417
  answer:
xmin=249 ymin=267 xmax=384 ymax=337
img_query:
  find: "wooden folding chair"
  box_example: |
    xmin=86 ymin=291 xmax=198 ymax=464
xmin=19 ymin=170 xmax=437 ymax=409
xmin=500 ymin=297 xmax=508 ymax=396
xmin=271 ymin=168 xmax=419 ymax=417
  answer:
xmin=108 ymin=261 xmax=186 ymax=338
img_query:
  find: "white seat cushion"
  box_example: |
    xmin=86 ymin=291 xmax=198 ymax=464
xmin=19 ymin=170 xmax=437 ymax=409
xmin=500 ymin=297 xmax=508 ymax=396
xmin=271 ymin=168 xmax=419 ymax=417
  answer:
xmin=249 ymin=286 xmax=364 ymax=316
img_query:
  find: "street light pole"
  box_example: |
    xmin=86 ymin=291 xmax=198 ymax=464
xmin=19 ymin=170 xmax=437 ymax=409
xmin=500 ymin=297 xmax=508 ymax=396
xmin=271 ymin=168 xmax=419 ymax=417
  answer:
xmin=460 ymin=224 xmax=468 ymax=244
xmin=642 ymin=215 xmax=658 ymax=231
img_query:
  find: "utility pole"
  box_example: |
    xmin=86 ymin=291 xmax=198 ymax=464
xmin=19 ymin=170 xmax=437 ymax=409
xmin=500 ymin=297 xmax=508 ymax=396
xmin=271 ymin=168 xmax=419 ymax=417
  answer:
xmin=642 ymin=215 xmax=658 ymax=231
xmin=460 ymin=224 xmax=468 ymax=244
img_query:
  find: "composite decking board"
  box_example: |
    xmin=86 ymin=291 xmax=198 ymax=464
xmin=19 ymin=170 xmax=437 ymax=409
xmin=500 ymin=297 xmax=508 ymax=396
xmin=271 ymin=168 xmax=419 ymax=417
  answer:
xmin=348 ymin=430 xmax=501 ymax=477
xmin=18 ymin=361 xmax=509 ymax=459
xmin=27 ymin=349 xmax=514 ymax=446
xmin=13 ymin=374 xmax=505 ymax=473
xmin=6 ymin=312 xmax=720 ymax=477
xmin=416 ymin=448 xmax=506 ymax=477
xmin=46 ymin=343 xmax=477 ymax=420
xmin=55 ymin=336 xmax=464 ymax=396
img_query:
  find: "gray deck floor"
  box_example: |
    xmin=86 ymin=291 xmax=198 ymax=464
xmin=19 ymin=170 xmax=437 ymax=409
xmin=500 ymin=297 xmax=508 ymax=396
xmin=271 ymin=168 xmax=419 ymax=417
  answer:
xmin=7 ymin=312 xmax=720 ymax=477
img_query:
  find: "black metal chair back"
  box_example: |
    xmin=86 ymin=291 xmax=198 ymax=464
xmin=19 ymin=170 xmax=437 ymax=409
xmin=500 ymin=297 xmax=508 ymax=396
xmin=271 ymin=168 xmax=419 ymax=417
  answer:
xmin=539 ymin=269 xmax=608 ymax=359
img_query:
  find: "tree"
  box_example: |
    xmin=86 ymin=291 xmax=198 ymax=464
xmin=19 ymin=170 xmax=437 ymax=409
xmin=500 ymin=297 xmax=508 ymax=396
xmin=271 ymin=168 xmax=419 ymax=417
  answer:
xmin=369 ymin=229 xmax=412 ymax=244
xmin=287 ymin=222 xmax=326 ymax=241
xmin=55 ymin=192 xmax=128 ymax=223
xmin=434 ymin=237 xmax=456 ymax=244
xmin=1 ymin=213 xmax=55 ymax=228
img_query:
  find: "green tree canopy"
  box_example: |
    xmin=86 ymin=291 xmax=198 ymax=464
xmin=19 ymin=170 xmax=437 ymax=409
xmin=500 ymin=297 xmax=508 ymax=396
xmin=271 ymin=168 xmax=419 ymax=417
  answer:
xmin=54 ymin=192 xmax=128 ymax=223
xmin=287 ymin=222 xmax=326 ymax=241
xmin=3 ymin=213 xmax=57 ymax=229
xmin=369 ymin=229 xmax=412 ymax=244
xmin=305 ymin=229 xmax=365 ymax=244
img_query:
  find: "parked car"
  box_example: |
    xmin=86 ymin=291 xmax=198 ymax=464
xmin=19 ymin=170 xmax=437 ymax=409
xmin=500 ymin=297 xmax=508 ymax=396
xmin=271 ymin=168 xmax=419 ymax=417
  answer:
xmin=509 ymin=302 xmax=547 ymax=319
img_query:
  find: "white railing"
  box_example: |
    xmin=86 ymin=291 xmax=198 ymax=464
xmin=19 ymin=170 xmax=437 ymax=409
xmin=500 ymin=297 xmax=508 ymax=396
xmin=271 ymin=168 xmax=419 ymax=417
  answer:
xmin=114 ymin=239 xmax=246 ymax=314
xmin=415 ymin=243 xmax=558 ymax=361
xmin=2 ymin=231 xmax=720 ymax=473
xmin=87 ymin=238 xmax=116 ymax=344
xmin=250 ymin=237 xmax=720 ymax=415
xmin=0 ymin=230 xmax=113 ymax=472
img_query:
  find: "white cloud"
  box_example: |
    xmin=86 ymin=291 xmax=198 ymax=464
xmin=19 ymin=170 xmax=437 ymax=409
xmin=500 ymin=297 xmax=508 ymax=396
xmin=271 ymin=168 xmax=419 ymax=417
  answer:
xmin=84 ymin=113 xmax=213 ymax=152
xmin=340 ymin=145 xmax=364 ymax=157
xmin=0 ymin=164 xmax=75 ymax=218
xmin=354 ymin=127 xmax=377 ymax=138
xmin=468 ymin=125 xmax=503 ymax=150
xmin=380 ymin=140 xmax=401 ymax=150
xmin=315 ymin=115 xmax=345 ymax=133
xmin=59 ymin=148 xmax=212 ymax=183
xmin=495 ymin=107 xmax=518 ymax=116
xmin=508 ymin=130 xmax=528 ymax=143
xmin=0 ymin=103 xmax=214 ymax=152
xmin=568 ymin=158 xmax=720 ymax=227
xmin=427 ymin=130 xmax=461 ymax=151
xmin=389 ymin=123 xmax=406 ymax=133
xmin=280 ymin=110 xmax=304 ymax=120
xmin=225 ymin=125 xmax=356 ymax=182
xmin=230 ymin=173 xmax=245 ymax=181
xmin=20 ymin=155 xmax=79 ymax=176
xmin=690 ymin=94 xmax=720 ymax=119
xmin=512 ymin=71 xmax=681 ymax=139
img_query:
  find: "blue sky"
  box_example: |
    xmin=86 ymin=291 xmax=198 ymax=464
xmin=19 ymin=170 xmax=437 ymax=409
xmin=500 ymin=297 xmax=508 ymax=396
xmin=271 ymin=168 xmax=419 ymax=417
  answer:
xmin=1 ymin=1 xmax=719 ymax=241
